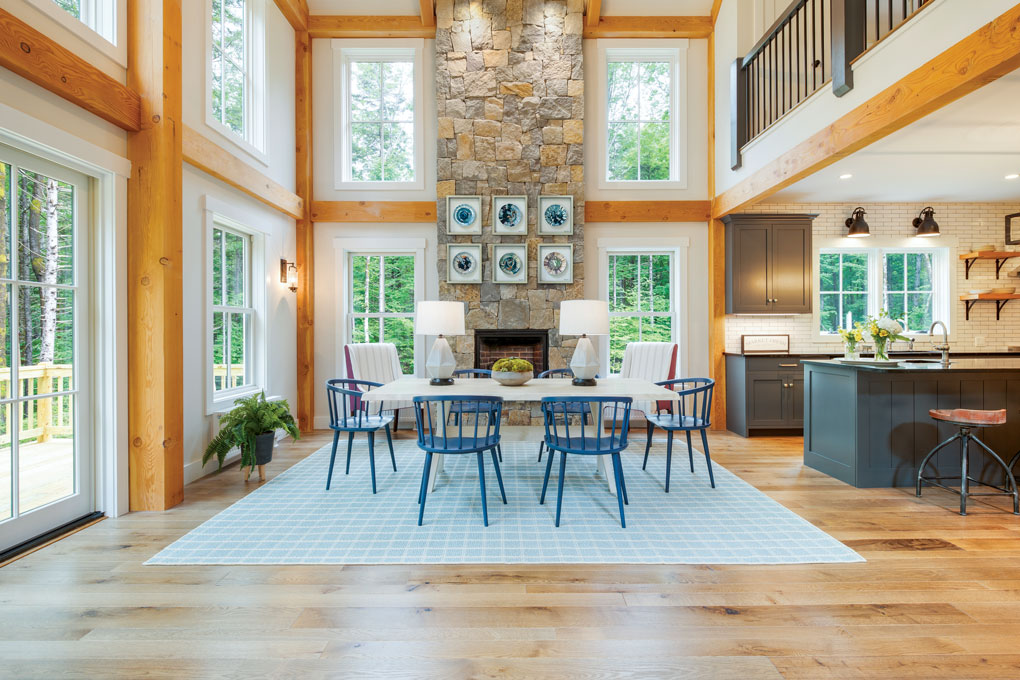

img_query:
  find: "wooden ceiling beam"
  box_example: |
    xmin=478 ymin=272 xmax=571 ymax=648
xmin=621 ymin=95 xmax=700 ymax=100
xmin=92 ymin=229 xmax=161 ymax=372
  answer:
xmin=311 ymin=201 xmax=437 ymax=223
xmin=586 ymin=0 xmax=601 ymax=28
xmin=182 ymin=126 xmax=303 ymax=220
xmin=308 ymin=15 xmax=437 ymax=39
xmin=585 ymin=201 xmax=712 ymax=223
xmin=420 ymin=0 xmax=435 ymax=28
xmin=272 ymin=0 xmax=309 ymax=32
xmin=0 ymin=8 xmax=140 ymax=131
xmin=583 ymin=16 xmax=713 ymax=39
xmin=713 ymin=3 xmax=1020 ymax=217
xmin=710 ymin=0 xmax=723 ymax=26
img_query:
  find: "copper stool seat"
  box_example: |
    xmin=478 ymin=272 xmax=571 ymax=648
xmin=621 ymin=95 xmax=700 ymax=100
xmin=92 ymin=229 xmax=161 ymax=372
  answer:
xmin=916 ymin=409 xmax=1019 ymax=515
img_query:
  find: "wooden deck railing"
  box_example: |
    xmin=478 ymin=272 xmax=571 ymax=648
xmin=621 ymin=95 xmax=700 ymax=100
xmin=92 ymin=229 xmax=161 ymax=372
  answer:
xmin=0 ymin=363 xmax=74 ymax=444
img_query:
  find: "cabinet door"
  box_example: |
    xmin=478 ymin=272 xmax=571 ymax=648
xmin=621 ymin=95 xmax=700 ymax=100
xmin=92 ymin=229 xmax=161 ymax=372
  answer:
xmin=747 ymin=374 xmax=786 ymax=427
xmin=786 ymin=374 xmax=805 ymax=426
xmin=770 ymin=223 xmax=812 ymax=313
xmin=729 ymin=225 xmax=771 ymax=313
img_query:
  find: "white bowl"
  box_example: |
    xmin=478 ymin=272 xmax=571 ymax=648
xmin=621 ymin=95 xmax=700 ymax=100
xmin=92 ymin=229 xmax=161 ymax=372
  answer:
xmin=491 ymin=370 xmax=533 ymax=386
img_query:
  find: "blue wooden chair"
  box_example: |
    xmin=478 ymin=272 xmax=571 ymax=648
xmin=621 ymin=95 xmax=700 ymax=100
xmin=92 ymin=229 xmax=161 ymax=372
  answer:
xmin=449 ymin=369 xmax=502 ymax=462
xmin=536 ymin=368 xmax=592 ymax=462
xmin=540 ymin=396 xmax=632 ymax=528
xmin=642 ymin=378 xmax=716 ymax=491
xmin=325 ymin=379 xmax=397 ymax=494
xmin=413 ymin=396 xmax=508 ymax=527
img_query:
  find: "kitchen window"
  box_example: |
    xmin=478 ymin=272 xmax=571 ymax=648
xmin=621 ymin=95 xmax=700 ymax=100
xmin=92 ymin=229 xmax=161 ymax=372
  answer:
xmin=819 ymin=245 xmax=949 ymax=335
xmin=333 ymin=40 xmax=425 ymax=190
xmin=208 ymin=0 xmax=267 ymax=161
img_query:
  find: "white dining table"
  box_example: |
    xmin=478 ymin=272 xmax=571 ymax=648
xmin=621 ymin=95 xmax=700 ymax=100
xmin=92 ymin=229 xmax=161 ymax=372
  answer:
xmin=358 ymin=377 xmax=680 ymax=496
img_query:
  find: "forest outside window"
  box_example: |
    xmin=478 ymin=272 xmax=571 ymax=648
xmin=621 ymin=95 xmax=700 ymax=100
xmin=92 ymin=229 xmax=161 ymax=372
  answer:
xmin=210 ymin=223 xmax=255 ymax=400
xmin=208 ymin=0 xmax=267 ymax=160
xmin=601 ymin=43 xmax=687 ymax=188
xmin=347 ymin=254 xmax=417 ymax=375
xmin=606 ymin=252 xmax=676 ymax=374
xmin=44 ymin=0 xmax=117 ymax=46
xmin=333 ymin=41 xmax=425 ymax=190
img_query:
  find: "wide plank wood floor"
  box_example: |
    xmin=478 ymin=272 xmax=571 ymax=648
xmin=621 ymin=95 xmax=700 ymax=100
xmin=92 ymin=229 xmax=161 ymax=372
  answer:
xmin=2 ymin=429 xmax=1019 ymax=679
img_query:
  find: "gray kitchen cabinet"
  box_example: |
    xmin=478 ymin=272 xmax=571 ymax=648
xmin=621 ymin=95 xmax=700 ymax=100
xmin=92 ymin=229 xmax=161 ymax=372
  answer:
xmin=726 ymin=354 xmax=823 ymax=437
xmin=723 ymin=214 xmax=815 ymax=314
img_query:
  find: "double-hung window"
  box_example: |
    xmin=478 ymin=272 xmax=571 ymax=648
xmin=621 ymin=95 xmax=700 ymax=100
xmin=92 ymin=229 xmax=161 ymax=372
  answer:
xmin=601 ymin=42 xmax=688 ymax=188
xmin=26 ymin=0 xmax=122 ymax=61
xmin=208 ymin=0 xmax=267 ymax=159
xmin=819 ymin=245 xmax=949 ymax=335
xmin=606 ymin=252 xmax=677 ymax=374
xmin=211 ymin=225 xmax=254 ymax=397
xmin=347 ymin=254 xmax=417 ymax=375
xmin=333 ymin=40 xmax=425 ymax=190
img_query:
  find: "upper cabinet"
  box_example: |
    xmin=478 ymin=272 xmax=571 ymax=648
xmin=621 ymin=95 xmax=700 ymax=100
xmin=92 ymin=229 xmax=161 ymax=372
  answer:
xmin=723 ymin=214 xmax=816 ymax=315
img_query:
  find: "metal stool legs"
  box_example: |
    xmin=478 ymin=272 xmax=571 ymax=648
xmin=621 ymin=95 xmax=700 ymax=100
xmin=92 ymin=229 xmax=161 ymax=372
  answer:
xmin=916 ymin=427 xmax=1019 ymax=515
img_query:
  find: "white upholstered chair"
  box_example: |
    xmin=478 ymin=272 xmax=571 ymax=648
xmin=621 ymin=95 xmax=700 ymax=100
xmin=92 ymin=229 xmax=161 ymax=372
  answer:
xmin=343 ymin=343 xmax=414 ymax=429
xmin=619 ymin=342 xmax=678 ymax=417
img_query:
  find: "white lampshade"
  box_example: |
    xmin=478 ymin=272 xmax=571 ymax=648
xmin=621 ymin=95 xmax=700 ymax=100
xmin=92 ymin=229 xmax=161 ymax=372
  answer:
xmin=559 ymin=299 xmax=609 ymax=336
xmin=414 ymin=300 xmax=465 ymax=336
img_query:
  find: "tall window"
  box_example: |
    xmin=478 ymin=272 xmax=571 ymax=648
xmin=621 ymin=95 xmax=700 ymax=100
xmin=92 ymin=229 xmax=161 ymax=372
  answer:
xmin=45 ymin=0 xmax=117 ymax=45
xmin=819 ymin=246 xmax=947 ymax=335
xmin=209 ymin=0 xmax=266 ymax=156
xmin=348 ymin=254 xmax=416 ymax=374
xmin=211 ymin=225 xmax=253 ymax=395
xmin=334 ymin=41 xmax=424 ymax=190
xmin=607 ymin=252 xmax=675 ymax=374
xmin=602 ymin=43 xmax=687 ymax=187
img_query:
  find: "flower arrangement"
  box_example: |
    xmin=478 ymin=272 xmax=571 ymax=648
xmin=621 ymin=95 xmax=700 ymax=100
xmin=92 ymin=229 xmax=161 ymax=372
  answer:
xmin=838 ymin=324 xmax=864 ymax=359
xmin=861 ymin=310 xmax=910 ymax=361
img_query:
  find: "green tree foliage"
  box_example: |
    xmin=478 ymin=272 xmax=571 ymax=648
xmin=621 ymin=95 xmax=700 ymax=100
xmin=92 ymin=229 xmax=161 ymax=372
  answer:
xmin=350 ymin=255 xmax=416 ymax=374
xmin=606 ymin=61 xmax=671 ymax=181
xmin=212 ymin=227 xmax=250 ymax=390
xmin=349 ymin=61 xmax=415 ymax=182
xmin=211 ymin=0 xmax=246 ymax=135
xmin=820 ymin=251 xmax=934 ymax=334
xmin=607 ymin=254 xmax=673 ymax=373
xmin=51 ymin=0 xmax=80 ymax=19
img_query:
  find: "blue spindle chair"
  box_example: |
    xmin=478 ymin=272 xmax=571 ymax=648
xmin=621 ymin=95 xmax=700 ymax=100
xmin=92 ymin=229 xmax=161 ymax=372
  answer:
xmin=413 ymin=395 xmax=507 ymax=527
xmin=536 ymin=368 xmax=593 ymax=462
xmin=642 ymin=378 xmax=716 ymax=491
xmin=325 ymin=379 xmax=397 ymax=494
xmin=448 ymin=369 xmax=502 ymax=462
xmin=540 ymin=396 xmax=633 ymax=528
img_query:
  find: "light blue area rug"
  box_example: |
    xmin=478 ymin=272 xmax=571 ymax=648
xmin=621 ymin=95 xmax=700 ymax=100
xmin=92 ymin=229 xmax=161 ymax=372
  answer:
xmin=147 ymin=440 xmax=862 ymax=565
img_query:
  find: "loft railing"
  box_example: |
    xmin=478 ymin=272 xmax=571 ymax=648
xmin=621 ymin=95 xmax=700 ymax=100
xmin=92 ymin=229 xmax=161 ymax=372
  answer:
xmin=732 ymin=0 xmax=931 ymax=169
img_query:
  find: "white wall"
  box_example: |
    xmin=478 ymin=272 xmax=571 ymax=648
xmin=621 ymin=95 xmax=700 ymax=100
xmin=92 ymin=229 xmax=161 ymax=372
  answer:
xmin=714 ymin=0 xmax=1019 ymax=193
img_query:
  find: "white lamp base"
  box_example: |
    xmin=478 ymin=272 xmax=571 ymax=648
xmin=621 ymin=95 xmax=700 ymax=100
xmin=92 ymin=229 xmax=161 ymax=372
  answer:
xmin=426 ymin=335 xmax=456 ymax=385
xmin=569 ymin=335 xmax=599 ymax=386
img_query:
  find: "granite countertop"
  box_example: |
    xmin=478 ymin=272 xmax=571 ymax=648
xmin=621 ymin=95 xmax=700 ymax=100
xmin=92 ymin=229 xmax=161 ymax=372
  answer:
xmin=802 ymin=357 xmax=1020 ymax=372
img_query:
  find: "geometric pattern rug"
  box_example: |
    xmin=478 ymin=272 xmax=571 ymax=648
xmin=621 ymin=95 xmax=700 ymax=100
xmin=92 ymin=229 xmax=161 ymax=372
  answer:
xmin=146 ymin=439 xmax=863 ymax=565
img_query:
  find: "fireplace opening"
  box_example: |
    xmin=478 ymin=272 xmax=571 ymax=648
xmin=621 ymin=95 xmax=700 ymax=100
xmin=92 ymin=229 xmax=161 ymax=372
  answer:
xmin=474 ymin=330 xmax=550 ymax=374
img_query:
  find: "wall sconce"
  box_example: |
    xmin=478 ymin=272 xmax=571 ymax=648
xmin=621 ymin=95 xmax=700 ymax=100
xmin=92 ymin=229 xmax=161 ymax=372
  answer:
xmin=912 ymin=207 xmax=940 ymax=237
xmin=844 ymin=207 xmax=870 ymax=238
xmin=280 ymin=259 xmax=298 ymax=293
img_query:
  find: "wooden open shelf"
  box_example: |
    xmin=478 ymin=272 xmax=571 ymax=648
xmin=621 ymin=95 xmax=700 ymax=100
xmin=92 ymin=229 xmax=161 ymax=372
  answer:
xmin=959 ymin=251 xmax=1019 ymax=279
xmin=960 ymin=293 xmax=1020 ymax=320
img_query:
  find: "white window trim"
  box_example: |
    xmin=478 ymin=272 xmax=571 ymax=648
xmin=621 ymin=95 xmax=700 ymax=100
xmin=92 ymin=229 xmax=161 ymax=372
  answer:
xmin=814 ymin=235 xmax=957 ymax=342
xmin=597 ymin=237 xmax=690 ymax=378
xmin=203 ymin=195 xmax=268 ymax=414
xmin=204 ymin=0 xmax=269 ymax=165
xmin=334 ymin=237 xmax=426 ymax=377
xmin=596 ymin=39 xmax=689 ymax=191
xmin=332 ymin=39 xmax=426 ymax=192
xmin=22 ymin=0 xmax=126 ymax=65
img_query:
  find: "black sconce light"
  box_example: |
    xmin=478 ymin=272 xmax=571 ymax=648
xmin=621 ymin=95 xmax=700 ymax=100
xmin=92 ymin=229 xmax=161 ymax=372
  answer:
xmin=844 ymin=207 xmax=870 ymax=238
xmin=912 ymin=207 xmax=940 ymax=237
xmin=280 ymin=259 xmax=298 ymax=293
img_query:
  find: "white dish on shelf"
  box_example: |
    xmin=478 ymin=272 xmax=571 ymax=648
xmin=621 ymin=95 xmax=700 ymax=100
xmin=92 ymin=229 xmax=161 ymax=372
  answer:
xmin=968 ymin=289 xmax=991 ymax=295
xmin=971 ymin=244 xmax=997 ymax=252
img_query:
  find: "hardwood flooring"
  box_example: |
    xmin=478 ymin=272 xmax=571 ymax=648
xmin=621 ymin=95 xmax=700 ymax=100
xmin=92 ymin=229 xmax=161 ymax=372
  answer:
xmin=2 ymin=429 xmax=1019 ymax=679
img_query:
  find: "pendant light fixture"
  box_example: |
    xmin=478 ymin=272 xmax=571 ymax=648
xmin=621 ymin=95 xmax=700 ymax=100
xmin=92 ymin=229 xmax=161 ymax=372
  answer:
xmin=912 ymin=207 xmax=940 ymax=237
xmin=844 ymin=207 xmax=870 ymax=238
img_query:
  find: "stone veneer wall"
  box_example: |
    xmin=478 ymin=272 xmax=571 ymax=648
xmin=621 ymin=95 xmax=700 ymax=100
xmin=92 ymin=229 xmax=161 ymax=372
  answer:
xmin=434 ymin=0 xmax=584 ymax=422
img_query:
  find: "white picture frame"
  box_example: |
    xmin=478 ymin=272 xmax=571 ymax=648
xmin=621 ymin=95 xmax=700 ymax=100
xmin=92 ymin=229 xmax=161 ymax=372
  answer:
xmin=492 ymin=195 xmax=528 ymax=235
xmin=491 ymin=244 xmax=528 ymax=284
xmin=446 ymin=195 xmax=482 ymax=235
xmin=538 ymin=195 xmax=573 ymax=235
xmin=447 ymin=243 xmax=483 ymax=284
xmin=538 ymin=243 xmax=573 ymax=284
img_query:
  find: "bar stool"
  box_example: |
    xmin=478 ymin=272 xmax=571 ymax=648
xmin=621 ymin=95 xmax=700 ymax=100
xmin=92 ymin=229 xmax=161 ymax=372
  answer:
xmin=916 ymin=409 xmax=1019 ymax=515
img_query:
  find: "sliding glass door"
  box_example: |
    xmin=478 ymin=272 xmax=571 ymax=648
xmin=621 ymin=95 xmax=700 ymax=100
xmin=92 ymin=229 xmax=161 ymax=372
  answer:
xmin=0 ymin=143 xmax=92 ymax=553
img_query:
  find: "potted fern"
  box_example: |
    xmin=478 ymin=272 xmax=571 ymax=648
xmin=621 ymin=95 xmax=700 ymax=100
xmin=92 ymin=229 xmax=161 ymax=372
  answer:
xmin=203 ymin=392 xmax=300 ymax=481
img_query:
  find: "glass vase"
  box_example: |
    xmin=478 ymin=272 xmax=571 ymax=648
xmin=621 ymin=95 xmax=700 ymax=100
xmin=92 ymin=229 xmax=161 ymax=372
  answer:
xmin=843 ymin=347 xmax=859 ymax=360
xmin=873 ymin=338 xmax=889 ymax=362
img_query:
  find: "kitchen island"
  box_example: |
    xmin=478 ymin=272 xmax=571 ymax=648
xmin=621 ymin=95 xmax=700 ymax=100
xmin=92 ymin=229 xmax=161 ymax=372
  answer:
xmin=802 ymin=357 xmax=1020 ymax=487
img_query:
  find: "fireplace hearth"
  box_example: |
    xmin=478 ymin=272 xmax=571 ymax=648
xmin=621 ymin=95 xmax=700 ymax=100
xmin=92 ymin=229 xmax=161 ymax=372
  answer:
xmin=474 ymin=330 xmax=550 ymax=374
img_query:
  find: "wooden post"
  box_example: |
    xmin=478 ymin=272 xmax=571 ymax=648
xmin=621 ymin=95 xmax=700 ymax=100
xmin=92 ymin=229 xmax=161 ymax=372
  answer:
xmin=295 ymin=30 xmax=315 ymax=432
xmin=729 ymin=57 xmax=746 ymax=170
xmin=36 ymin=363 xmax=52 ymax=443
xmin=126 ymin=0 xmax=184 ymax=510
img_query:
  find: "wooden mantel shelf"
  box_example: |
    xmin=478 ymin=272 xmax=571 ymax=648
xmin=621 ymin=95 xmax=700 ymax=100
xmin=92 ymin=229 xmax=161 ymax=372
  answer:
xmin=960 ymin=293 xmax=1020 ymax=321
xmin=959 ymin=251 xmax=1018 ymax=279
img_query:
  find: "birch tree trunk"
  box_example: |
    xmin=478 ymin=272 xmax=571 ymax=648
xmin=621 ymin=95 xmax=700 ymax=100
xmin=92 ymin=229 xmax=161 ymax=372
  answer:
xmin=39 ymin=178 xmax=59 ymax=364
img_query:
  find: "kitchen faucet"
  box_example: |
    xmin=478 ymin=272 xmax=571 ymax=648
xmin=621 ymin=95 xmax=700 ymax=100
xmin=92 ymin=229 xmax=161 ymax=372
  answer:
xmin=929 ymin=321 xmax=950 ymax=366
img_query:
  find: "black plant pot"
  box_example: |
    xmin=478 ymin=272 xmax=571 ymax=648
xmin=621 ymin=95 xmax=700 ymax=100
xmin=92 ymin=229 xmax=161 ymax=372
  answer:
xmin=253 ymin=432 xmax=275 ymax=465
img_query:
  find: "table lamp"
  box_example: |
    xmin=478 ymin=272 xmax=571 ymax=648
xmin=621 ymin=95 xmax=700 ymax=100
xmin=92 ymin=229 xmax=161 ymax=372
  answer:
xmin=415 ymin=300 xmax=465 ymax=385
xmin=559 ymin=299 xmax=609 ymax=386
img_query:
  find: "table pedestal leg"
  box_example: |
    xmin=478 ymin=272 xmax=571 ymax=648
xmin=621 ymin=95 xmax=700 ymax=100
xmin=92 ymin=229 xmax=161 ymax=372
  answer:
xmin=590 ymin=401 xmax=619 ymax=497
xmin=429 ymin=408 xmax=445 ymax=491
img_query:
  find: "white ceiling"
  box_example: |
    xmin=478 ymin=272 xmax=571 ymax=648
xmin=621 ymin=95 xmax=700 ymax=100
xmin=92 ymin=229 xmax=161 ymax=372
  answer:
xmin=308 ymin=0 xmax=715 ymax=16
xmin=767 ymin=72 xmax=1020 ymax=203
